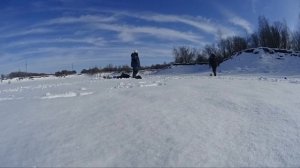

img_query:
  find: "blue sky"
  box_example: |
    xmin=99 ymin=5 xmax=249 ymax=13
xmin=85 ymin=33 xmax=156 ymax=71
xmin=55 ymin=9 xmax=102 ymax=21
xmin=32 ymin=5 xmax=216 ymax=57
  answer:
xmin=0 ymin=0 xmax=299 ymax=74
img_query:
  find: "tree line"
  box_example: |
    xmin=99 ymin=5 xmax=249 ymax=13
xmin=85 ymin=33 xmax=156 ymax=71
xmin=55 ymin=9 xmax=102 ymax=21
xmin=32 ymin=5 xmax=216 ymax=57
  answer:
xmin=81 ymin=62 xmax=171 ymax=75
xmin=173 ymin=16 xmax=300 ymax=64
xmin=1 ymin=62 xmax=172 ymax=79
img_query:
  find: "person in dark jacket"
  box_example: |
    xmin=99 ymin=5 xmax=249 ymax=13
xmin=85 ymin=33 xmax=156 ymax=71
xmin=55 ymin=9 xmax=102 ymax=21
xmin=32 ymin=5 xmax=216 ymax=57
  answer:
xmin=209 ymin=53 xmax=219 ymax=76
xmin=131 ymin=50 xmax=140 ymax=78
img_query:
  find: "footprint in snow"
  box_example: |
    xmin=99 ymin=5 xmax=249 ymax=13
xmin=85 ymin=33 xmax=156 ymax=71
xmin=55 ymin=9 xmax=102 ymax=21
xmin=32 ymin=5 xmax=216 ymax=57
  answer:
xmin=41 ymin=91 xmax=94 ymax=99
xmin=79 ymin=92 xmax=93 ymax=96
xmin=0 ymin=97 xmax=22 ymax=102
xmin=139 ymin=81 xmax=165 ymax=87
xmin=113 ymin=81 xmax=166 ymax=89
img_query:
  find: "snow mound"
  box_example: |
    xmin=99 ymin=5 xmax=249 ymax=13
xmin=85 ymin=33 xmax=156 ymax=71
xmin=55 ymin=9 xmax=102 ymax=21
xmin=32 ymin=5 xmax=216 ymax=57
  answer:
xmin=219 ymin=48 xmax=300 ymax=76
xmin=155 ymin=48 xmax=300 ymax=76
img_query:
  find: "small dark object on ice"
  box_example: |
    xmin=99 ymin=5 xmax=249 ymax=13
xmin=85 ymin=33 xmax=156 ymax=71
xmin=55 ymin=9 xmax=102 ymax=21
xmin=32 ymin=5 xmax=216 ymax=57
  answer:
xmin=115 ymin=73 xmax=130 ymax=79
xmin=134 ymin=75 xmax=142 ymax=79
xmin=103 ymin=75 xmax=112 ymax=79
xmin=103 ymin=73 xmax=130 ymax=79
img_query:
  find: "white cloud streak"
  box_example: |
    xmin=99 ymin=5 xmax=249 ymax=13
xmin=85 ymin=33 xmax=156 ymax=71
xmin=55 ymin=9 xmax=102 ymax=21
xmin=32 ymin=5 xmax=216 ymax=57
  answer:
xmin=93 ymin=23 xmax=204 ymax=44
xmin=220 ymin=8 xmax=253 ymax=34
xmin=111 ymin=11 xmax=236 ymax=39
xmin=1 ymin=9 xmax=242 ymax=46
xmin=229 ymin=17 xmax=253 ymax=34
xmin=33 ymin=11 xmax=237 ymax=41
xmin=0 ymin=28 xmax=54 ymax=38
xmin=27 ymin=13 xmax=207 ymax=44
xmin=37 ymin=15 xmax=117 ymax=26
xmin=3 ymin=37 xmax=105 ymax=49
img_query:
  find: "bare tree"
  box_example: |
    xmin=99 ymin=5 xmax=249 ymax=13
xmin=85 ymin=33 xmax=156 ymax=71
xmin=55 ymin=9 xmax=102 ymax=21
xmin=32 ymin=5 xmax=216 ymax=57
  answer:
xmin=258 ymin=16 xmax=272 ymax=47
xmin=291 ymin=31 xmax=300 ymax=51
xmin=232 ymin=36 xmax=248 ymax=53
xmin=173 ymin=46 xmax=196 ymax=64
xmin=278 ymin=21 xmax=290 ymax=49
xmin=195 ymin=49 xmax=208 ymax=64
xmin=257 ymin=16 xmax=290 ymax=49
xmin=250 ymin=32 xmax=260 ymax=48
xmin=217 ymin=36 xmax=247 ymax=58
xmin=202 ymin=44 xmax=218 ymax=58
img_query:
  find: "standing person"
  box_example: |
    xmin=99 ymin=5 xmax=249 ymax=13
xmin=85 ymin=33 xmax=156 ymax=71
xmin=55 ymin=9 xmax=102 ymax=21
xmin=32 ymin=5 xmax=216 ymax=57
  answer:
xmin=209 ymin=53 xmax=219 ymax=76
xmin=131 ymin=50 xmax=140 ymax=78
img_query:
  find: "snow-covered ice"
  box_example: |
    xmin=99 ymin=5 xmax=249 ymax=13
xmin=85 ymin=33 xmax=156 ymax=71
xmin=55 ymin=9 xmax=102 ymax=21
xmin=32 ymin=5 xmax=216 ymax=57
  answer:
xmin=1 ymin=50 xmax=300 ymax=167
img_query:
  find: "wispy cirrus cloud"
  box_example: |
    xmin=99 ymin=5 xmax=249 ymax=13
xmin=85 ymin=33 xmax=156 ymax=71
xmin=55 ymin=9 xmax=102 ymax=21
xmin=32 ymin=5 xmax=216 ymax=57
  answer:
xmin=229 ymin=16 xmax=253 ymax=34
xmin=13 ymin=6 xmax=248 ymax=46
xmin=109 ymin=10 xmax=236 ymax=39
xmin=37 ymin=14 xmax=117 ymax=26
xmin=33 ymin=10 xmax=237 ymax=41
xmin=30 ymin=13 xmax=206 ymax=44
xmin=220 ymin=8 xmax=253 ymax=34
xmin=93 ymin=23 xmax=204 ymax=44
xmin=3 ymin=36 xmax=105 ymax=49
xmin=0 ymin=28 xmax=54 ymax=39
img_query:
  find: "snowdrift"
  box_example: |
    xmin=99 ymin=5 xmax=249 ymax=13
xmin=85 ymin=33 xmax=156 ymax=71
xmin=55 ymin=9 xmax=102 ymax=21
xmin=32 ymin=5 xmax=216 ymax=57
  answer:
xmin=156 ymin=47 xmax=300 ymax=76
xmin=219 ymin=48 xmax=300 ymax=76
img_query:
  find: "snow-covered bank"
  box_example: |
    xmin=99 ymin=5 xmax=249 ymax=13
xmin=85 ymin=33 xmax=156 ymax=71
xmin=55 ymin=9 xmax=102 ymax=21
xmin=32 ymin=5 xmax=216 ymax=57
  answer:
xmin=154 ymin=47 xmax=300 ymax=77
xmin=219 ymin=48 xmax=300 ymax=76
xmin=1 ymin=74 xmax=300 ymax=167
